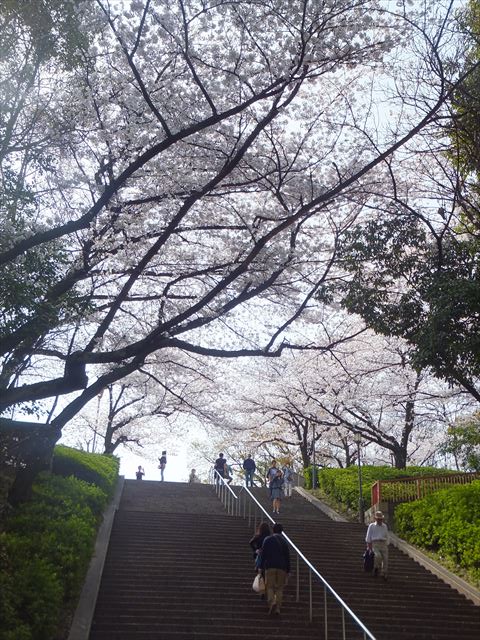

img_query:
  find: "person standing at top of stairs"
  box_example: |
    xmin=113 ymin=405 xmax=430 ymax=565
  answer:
xmin=158 ymin=451 xmax=167 ymax=481
xmin=214 ymin=452 xmax=226 ymax=484
xmin=242 ymin=455 xmax=256 ymax=487
xmin=188 ymin=468 xmax=200 ymax=483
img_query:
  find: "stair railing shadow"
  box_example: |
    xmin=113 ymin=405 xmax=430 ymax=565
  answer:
xmin=212 ymin=470 xmax=376 ymax=640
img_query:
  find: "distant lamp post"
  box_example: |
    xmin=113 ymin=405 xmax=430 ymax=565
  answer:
xmin=354 ymin=434 xmax=364 ymax=524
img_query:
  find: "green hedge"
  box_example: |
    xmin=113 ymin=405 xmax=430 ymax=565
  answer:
xmin=305 ymin=465 xmax=452 ymax=511
xmin=395 ymin=481 xmax=480 ymax=584
xmin=0 ymin=447 xmax=119 ymax=640
xmin=52 ymin=445 xmax=119 ymax=498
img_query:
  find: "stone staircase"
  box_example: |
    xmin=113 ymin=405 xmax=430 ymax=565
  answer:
xmin=87 ymin=480 xmax=480 ymax=640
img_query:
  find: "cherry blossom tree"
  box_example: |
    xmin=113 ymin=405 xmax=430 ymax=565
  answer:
xmin=323 ymin=1 xmax=480 ymax=403
xmin=210 ymin=328 xmax=468 ymax=469
xmin=1 ymin=0 xmax=472 ymax=502
xmin=63 ymin=351 xmax=213 ymax=455
xmin=305 ymin=339 xmax=459 ymax=468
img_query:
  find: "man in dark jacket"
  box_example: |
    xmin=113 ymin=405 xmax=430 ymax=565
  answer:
xmin=214 ymin=453 xmax=226 ymax=484
xmin=242 ymin=455 xmax=256 ymax=487
xmin=260 ymin=523 xmax=290 ymax=615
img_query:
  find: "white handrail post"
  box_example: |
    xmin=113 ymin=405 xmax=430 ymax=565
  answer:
xmin=342 ymin=607 xmax=346 ymax=640
xmin=296 ymin=554 xmax=300 ymax=602
xmin=309 ymin=568 xmax=313 ymax=623
xmin=324 ymin=585 xmax=328 ymax=639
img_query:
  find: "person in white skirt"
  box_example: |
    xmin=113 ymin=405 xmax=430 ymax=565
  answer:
xmin=365 ymin=510 xmax=389 ymax=580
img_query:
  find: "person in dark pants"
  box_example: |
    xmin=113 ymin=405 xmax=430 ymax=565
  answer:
xmin=243 ymin=455 xmax=256 ymax=487
xmin=260 ymin=523 xmax=290 ymax=615
xmin=135 ymin=465 xmax=145 ymax=480
xmin=224 ymin=462 xmax=233 ymax=485
xmin=158 ymin=451 xmax=167 ymax=481
xmin=214 ymin=452 xmax=226 ymax=484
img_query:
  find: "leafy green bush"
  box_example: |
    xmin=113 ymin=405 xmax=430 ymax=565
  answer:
xmin=52 ymin=445 xmax=119 ymax=497
xmin=305 ymin=465 xmax=453 ymax=510
xmin=395 ymin=481 xmax=480 ymax=583
xmin=0 ymin=448 xmax=119 ymax=640
xmin=0 ymin=548 xmax=63 ymax=640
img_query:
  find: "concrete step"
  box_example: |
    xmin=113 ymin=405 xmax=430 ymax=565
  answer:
xmin=87 ymin=480 xmax=480 ymax=640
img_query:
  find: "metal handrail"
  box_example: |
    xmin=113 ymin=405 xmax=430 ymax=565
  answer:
xmin=212 ymin=468 xmax=238 ymax=514
xmin=214 ymin=479 xmax=376 ymax=640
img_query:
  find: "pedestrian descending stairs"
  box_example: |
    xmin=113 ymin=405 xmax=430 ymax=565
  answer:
xmin=88 ymin=480 xmax=480 ymax=640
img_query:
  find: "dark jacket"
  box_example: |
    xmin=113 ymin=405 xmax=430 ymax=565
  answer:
xmin=249 ymin=532 xmax=268 ymax=558
xmin=243 ymin=457 xmax=256 ymax=472
xmin=260 ymin=533 xmax=290 ymax=573
xmin=214 ymin=457 xmax=225 ymax=475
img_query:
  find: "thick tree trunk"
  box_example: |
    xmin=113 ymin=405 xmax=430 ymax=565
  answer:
xmin=392 ymin=446 xmax=407 ymax=469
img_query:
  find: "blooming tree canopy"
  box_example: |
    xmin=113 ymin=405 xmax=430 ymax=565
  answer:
xmin=0 ymin=0 xmax=471 ymax=500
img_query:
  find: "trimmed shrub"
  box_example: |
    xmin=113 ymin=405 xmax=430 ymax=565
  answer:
xmin=395 ymin=480 xmax=480 ymax=583
xmin=0 ymin=448 xmax=119 ymax=640
xmin=52 ymin=445 xmax=119 ymax=497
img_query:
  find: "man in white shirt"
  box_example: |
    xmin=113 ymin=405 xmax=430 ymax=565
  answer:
xmin=365 ymin=510 xmax=389 ymax=580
